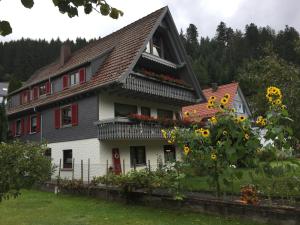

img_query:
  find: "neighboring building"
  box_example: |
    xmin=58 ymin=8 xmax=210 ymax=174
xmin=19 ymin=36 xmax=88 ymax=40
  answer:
xmin=6 ymin=7 xmax=205 ymax=180
xmin=0 ymin=82 xmax=8 ymax=104
xmin=183 ymin=82 xmax=251 ymax=119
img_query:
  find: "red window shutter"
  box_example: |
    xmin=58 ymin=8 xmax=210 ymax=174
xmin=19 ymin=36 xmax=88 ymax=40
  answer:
xmin=33 ymin=87 xmax=38 ymax=100
xmin=79 ymin=68 xmax=86 ymax=84
xmin=63 ymin=75 xmax=69 ymax=90
xmin=27 ymin=115 xmax=31 ymax=134
xmin=54 ymin=108 xmax=61 ymax=129
xmin=71 ymin=104 xmax=78 ymax=126
xmin=36 ymin=113 xmax=41 ymax=133
xmin=46 ymin=81 xmax=51 ymax=94
xmin=21 ymin=118 xmax=25 ymax=135
xmin=10 ymin=122 xmax=15 ymax=137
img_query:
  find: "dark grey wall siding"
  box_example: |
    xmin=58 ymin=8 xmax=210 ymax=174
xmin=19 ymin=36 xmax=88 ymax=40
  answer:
xmin=19 ymin=95 xmax=98 ymax=143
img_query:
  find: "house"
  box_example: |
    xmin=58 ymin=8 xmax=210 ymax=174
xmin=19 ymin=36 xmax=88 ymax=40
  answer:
xmin=0 ymin=82 xmax=8 ymax=104
xmin=6 ymin=7 xmax=205 ymax=180
xmin=183 ymin=82 xmax=251 ymax=119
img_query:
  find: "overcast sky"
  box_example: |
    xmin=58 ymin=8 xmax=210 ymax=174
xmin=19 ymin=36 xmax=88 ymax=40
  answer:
xmin=0 ymin=0 xmax=300 ymax=42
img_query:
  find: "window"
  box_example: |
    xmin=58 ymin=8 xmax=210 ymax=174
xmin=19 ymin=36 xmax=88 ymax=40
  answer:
xmin=61 ymin=106 xmax=72 ymax=126
xmin=39 ymin=84 xmax=46 ymax=96
xmin=70 ymin=72 xmax=79 ymax=86
xmin=130 ymin=146 xmax=146 ymax=167
xmin=164 ymin=145 xmax=176 ymax=163
xmin=114 ymin=103 xmax=137 ymax=117
xmin=157 ymin=109 xmax=173 ymax=119
xmin=63 ymin=150 xmax=72 ymax=169
xmin=141 ymin=107 xmax=151 ymax=117
xmin=153 ymin=35 xmax=162 ymax=57
xmin=30 ymin=115 xmax=37 ymax=133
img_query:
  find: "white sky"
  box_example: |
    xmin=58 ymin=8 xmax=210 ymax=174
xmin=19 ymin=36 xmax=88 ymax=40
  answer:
xmin=0 ymin=0 xmax=300 ymax=42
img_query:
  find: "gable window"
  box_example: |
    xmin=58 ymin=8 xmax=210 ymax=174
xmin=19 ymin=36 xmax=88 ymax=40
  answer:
xmin=115 ymin=103 xmax=137 ymax=117
xmin=62 ymin=106 xmax=72 ymax=127
xmin=153 ymin=35 xmax=162 ymax=57
xmin=63 ymin=149 xmax=72 ymax=169
xmin=39 ymin=83 xmax=47 ymax=96
xmin=141 ymin=107 xmax=151 ymax=117
xmin=16 ymin=119 xmax=21 ymax=136
xmin=70 ymin=72 xmax=79 ymax=86
xmin=130 ymin=146 xmax=146 ymax=167
xmin=157 ymin=109 xmax=173 ymax=119
xmin=30 ymin=115 xmax=37 ymax=133
xmin=164 ymin=145 xmax=176 ymax=163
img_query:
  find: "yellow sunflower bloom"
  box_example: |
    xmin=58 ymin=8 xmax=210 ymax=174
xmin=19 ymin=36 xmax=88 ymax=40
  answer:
xmin=202 ymin=129 xmax=210 ymax=138
xmin=281 ymin=105 xmax=287 ymax=110
xmin=209 ymin=116 xmax=217 ymax=125
xmin=184 ymin=111 xmax=189 ymax=117
xmin=238 ymin=116 xmax=246 ymax=122
xmin=211 ymin=153 xmax=217 ymax=161
xmin=275 ymin=99 xmax=282 ymax=105
xmin=221 ymin=97 xmax=229 ymax=105
xmin=244 ymin=133 xmax=250 ymax=140
xmin=209 ymin=96 xmax=217 ymax=101
xmin=183 ymin=146 xmax=190 ymax=155
xmin=224 ymin=93 xmax=231 ymax=99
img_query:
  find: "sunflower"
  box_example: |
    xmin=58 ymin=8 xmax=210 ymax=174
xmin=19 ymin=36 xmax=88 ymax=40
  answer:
xmin=202 ymin=129 xmax=210 ymax=137
xmin=275 ymin=99 xmax=282 ymax=105
xmin=221 ymin=97 xmax=229 ymax=105
xmin=184 ymin=111 xmax=189 ymax=117
xmin=244 ymin=133 xmax=250 ymax=140
xmin=256 ymin=116 xmax=263 ymax=124
xmin=183 ymin=146 xmax=190 ymax=155
xmin=238 ymin=116 xmax=246 ymax=122
xmin=210 ymin=116 xmax=217 ymax=125
xmin=219 ymin=104 xmax=225 ymax=110
xmin=211 ymin=153 xmax=217 ymax=161
xmin=207 ymin=104 xmax=213 ymax=110
xmin=209 ymin=96 xmax=217 ymax=101
xmin=208 ymin=100 xmax=215 ymax=106
xmin=224 ymin=93 xmax=231 ymax=99
xmin=161 ymin=129 xmax=167 ymax=139
xmin=281 ymin=105 xmax=287 ymax=110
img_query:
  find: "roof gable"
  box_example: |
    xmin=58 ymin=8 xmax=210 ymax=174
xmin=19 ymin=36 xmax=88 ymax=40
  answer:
xmin=183 ymin=82 xmax=239 ymax=118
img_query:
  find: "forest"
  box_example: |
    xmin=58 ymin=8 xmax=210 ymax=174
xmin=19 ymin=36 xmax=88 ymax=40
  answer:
xmin=0 ymin=22 xmax=299 ymax=138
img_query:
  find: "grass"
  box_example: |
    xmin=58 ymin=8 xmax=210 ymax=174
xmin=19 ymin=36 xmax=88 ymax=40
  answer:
xmin=182 ymin=160 xmax=300 ymax=197
xmin=0 ymin=190 xmax=268 ymax=225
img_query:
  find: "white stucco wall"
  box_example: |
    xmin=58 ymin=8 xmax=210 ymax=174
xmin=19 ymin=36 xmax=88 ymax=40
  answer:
xmin=98 ymin=93 xmax=181 ymax=120
xmin=99 ymin=139 xmax=182 ymax=175
xmin=48 ymin=138 xmax=100 ymax=180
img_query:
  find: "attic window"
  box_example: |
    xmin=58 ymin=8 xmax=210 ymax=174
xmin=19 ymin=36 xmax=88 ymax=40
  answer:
xmin=145 ymin=35 xmax=164 ymax=58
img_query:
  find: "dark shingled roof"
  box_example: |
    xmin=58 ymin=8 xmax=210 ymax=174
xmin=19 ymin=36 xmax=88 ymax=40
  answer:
xmin=7 ymin=7 xmax=168 ymax=115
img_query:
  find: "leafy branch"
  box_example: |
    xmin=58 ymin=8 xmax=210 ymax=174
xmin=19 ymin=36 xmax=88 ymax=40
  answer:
xmin=0 ymin=0 xmax=123 ymax=36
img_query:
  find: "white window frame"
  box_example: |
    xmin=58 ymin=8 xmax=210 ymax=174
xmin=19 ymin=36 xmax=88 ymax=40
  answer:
xmin=70 ymin=72 xmax=80 ymax=86
xmin=30 ymin=115 xmax=37 ymax=134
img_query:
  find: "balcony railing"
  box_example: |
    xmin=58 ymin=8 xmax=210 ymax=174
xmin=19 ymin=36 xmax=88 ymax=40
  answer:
xmin=95 ymin=117 xmax=164 ymax=140
xmin=121 ymin=73 xmax=198 ymax=105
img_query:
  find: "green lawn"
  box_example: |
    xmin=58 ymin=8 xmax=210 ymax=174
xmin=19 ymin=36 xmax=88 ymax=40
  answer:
xmin=182 ymin=161 xmax=300 ymax=197
xmin=0 ymin=190 xmax=267 ymax=225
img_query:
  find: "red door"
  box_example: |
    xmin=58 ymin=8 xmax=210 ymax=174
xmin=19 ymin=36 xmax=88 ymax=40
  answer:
xmin=112 ymin=148 xmax=122 ymax=175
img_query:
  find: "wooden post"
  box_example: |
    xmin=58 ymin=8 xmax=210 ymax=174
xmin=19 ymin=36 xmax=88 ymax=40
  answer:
xmin=58 ymin=159 xmax=61 ymax=179
xmin=72 ymin=158 xmax=75 ymax=180
xmin=106 ymin=160 xmax=109 ymax=175
xmin=122 ymin=159 xmax=125 ymax=175
xmin=148 ymin=160 xmax=151 ymax=171
xmin=88 ymin=158 xmax=90 ymax=185
xmin=81 ymin=160 xmax=83 ymax=181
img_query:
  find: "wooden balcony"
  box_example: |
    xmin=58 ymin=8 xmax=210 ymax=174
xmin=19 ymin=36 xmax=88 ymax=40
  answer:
xmin=120 ymin=72 xmax=198 ymax=106
xmin=95 ymin=118 xmax=164 ymax=140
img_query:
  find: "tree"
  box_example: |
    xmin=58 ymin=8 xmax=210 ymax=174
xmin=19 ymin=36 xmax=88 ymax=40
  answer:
xmin=8 ymin=76 xmax=22 ymax=94
xmin=0 ymin=0 xmax=123 ymax=36
xmin=0 ymin=141 xmax=53 ymax=201
xmin=238 ymin=50 xmax=300 ymax=139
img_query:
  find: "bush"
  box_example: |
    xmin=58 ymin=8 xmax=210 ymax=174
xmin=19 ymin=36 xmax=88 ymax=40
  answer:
xmin=0 ymin=141 xmax=53 ymax=201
